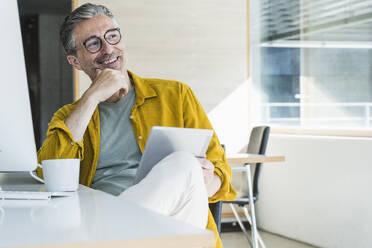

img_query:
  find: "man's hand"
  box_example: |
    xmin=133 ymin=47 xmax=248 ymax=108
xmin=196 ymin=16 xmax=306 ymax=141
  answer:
xmin=87 ymin=68 xmax=131 ymax=104
xmin=65 ymin=69 xmax=131 ymax=142
xmin=197 ymin=157 xmax=222 ymax=197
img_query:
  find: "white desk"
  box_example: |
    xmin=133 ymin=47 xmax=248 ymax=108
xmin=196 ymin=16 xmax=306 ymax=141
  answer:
xmin=0 ymin=173 xmax=215 ymax=248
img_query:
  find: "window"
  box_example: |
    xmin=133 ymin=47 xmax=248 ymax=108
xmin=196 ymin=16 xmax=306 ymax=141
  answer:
xmin=250 ymin=0 xmax=372 ymax=130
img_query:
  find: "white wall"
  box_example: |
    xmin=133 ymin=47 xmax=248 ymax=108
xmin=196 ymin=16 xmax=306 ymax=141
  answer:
xmin=256 ymin=134 xmax=372 ymax=248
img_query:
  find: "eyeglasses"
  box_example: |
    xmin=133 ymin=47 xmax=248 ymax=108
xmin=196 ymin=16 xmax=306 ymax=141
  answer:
xmin=82 ymin=28 xmax=121 ymax=54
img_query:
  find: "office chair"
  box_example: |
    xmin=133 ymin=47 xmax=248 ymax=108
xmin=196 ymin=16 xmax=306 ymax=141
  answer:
xmin=223 ymin=126 xmax=270 ymax=248
xmin=209 ymin=201 xmax=223 ymax=233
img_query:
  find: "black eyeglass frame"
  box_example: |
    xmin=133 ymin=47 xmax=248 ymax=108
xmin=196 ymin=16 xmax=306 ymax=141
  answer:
xmin=82 ymin=28 xmax=121 ymax=54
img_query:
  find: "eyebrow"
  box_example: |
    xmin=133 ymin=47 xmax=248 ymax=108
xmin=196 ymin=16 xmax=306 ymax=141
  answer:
xmin=83 ymin=28 xmax=119 ymax=44
xmin=83 ymin=35 xmax=98 ymax=43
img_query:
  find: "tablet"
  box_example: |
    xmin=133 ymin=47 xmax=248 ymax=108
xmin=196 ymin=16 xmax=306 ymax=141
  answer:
xmin=133 ymin=126 xmax=213 ymax=184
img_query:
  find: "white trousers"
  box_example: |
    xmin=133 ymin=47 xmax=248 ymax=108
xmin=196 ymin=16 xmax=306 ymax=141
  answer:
xmin=119 ymin=151 xmax=209 ymax=229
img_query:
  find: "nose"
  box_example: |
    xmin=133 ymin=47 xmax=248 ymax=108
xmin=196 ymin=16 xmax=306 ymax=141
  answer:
xmin=100 ymin=39 xmax=115 ymax=54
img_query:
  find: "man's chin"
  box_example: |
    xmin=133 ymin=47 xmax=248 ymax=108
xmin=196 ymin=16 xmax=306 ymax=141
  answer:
xmin=102 ymin=65 xmax=121 ymax=70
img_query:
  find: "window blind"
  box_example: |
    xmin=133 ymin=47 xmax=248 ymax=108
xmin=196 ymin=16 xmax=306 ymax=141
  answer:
xmin=261 ymin=0 xmax=372 ymax=42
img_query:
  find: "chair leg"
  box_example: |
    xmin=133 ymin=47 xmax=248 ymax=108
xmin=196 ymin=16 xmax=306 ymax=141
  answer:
xmin=245 ymin=164 xmax=259 ymax=248
xmin=229 ymin=203 xmax=253 ymax=247
xmin=242 ymin=206 xmax=266 ymax=248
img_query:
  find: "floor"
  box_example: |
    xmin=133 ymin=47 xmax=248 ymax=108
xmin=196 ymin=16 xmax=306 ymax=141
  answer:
xmin=221 ymin=231 xmax=319 ymax=248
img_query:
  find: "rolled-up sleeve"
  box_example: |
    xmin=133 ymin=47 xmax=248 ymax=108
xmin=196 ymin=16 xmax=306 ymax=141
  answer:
xmin=36 ymin=105 xmax=84 ymax=178
xmin=209 ymin=160 xmax=236 ymax=202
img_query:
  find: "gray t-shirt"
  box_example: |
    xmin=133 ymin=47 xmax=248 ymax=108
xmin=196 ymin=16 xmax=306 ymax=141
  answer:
xmin=91 ymin=87 xmax=142 ymax=196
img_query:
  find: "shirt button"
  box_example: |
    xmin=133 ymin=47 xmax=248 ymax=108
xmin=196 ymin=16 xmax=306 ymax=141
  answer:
xmin=138 ymin=136 xmax=142 ymax=140
xmin=129 ymin=115 xmax=133 ymax=119
xmin=71 ymin=142 xmax=74 ymax=145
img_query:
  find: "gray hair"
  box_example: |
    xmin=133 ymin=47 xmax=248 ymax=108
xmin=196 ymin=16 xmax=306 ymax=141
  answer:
xmin=60 ymin=3 xmax=114 ymax=55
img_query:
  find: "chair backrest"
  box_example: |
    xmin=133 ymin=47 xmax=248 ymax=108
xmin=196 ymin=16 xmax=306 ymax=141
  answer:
xmin=247 ymin=126 xmax=270 ymax=200
xmin=232 ymin=126 xmax=270 ymax=200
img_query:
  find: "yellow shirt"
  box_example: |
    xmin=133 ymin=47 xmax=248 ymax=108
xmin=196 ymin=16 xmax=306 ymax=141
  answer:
xmin=37 ymin=71 xmax=236 ymax=248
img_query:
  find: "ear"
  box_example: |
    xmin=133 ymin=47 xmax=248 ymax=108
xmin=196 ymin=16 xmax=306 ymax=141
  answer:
xmin=66 ymin=55 xmax=82 ymax=70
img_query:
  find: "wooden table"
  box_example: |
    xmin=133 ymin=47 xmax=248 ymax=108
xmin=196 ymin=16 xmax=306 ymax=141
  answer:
xmin=225 ymin=153 xmax=285 ymax=248
xmin=226 ymin=153 xmax=285 ymax=164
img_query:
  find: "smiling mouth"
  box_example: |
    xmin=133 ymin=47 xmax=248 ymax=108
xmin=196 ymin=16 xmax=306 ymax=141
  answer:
xmin=98 ymin=56 xmax=119 ymax=65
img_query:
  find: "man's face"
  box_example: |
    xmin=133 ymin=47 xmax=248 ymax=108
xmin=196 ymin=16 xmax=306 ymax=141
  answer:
xmin=67 ymin=14 xmax=127 ymax=80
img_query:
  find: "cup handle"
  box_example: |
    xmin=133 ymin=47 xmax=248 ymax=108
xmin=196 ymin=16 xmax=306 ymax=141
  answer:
xmin=29 ymin=164 xmax=44 ymax=183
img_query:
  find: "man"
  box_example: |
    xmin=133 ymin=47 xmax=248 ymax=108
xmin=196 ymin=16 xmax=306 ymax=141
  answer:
xmin=37 ymin=3 xmax=236 ymax=247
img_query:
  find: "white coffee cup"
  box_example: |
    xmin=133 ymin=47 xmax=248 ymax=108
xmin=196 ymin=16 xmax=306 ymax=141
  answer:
xmin=30 ymin=159 xmax=80 ymax=192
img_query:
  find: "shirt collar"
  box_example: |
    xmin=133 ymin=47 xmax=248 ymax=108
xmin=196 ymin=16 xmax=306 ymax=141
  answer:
xmin=128 ymin=70 xmax=157 ymax=106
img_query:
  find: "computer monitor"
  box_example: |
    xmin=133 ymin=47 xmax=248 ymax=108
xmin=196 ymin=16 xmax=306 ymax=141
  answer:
xmin=0 ymin=1 xmax=38 ymax=172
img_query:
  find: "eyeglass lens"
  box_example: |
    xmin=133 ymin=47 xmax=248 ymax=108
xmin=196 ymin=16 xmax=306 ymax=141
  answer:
xmin=84 ymin=28 xmax=121 ymax=53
